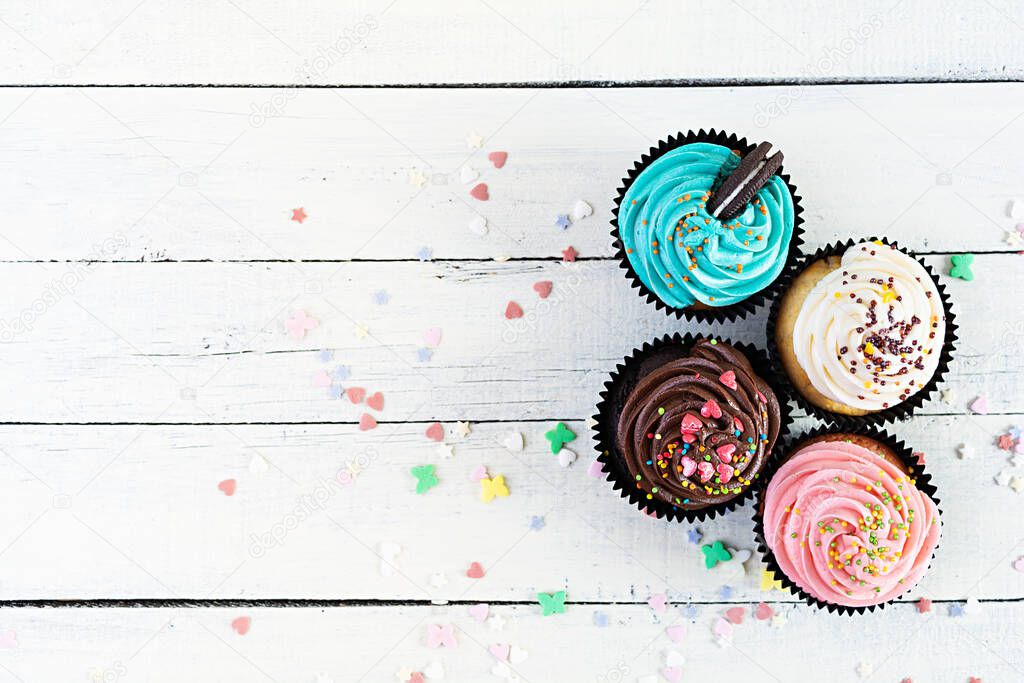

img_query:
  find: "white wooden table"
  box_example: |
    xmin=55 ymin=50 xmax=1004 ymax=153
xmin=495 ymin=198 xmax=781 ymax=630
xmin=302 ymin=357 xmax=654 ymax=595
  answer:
xmin=1 ymin=2 xmax=1023 ymax=681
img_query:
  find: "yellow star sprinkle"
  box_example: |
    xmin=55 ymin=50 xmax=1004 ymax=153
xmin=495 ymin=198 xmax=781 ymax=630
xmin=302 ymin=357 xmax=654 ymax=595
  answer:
xmin=760 ymin=569 xmax=785 ymax=592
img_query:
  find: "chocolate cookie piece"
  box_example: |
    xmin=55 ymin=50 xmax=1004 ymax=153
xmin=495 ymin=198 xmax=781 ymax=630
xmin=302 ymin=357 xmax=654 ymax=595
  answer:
xmin=706 ymin=141 xmax=784 ymax=221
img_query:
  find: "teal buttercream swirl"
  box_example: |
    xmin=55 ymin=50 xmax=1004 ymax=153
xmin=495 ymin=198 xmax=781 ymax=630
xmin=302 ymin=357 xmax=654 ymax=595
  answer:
xmin=619 ymin=142 xmax=795 ymax=309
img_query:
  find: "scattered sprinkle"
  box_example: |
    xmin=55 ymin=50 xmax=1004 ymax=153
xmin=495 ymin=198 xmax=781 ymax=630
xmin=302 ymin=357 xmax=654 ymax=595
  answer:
xmin=217 ymin=479 xmax=236 ymax=496
xmin=724 ymin=606 xmax=745 ymax=625
xmin=754 ymin=603 xmax=774 ymax=621
xmin=416 ymin=347 xmax=433 ymax=362
xmin=487 ymin=151 xmax=508 ymax=168
xmin=917 ymin=598 xmax=932 ymax=613
xmin=373 ymin=290 xmax=390 ymax=305
xmin=454 ymin=421 xmax=471 ymax=438
xmin=468 ymin=215 xmax=488 ymax=236
xmin=504 ymin=301 xmax=524 ymax=319
xmin=533 ymin=280 xmax=553 ymax=299
xmin=466 ymin=562 xmax=485 ymax=579
xmin=687 ymin=528 xmax=703 ymax=545
xmin=948 ymin=603 xmax=965 ymax=617
xmin=290 ymin=207 xmax=307 ymax=224
xmin=949 ymin=253 xmax=974 ymax=281
xmin=587 ymin=459 xmax=606 ymax=477
xmin=284 ymin=310 xmax=318 ymax=339
xmin=468 ymin=603 xmax=489 ymax=622
xmin=425 ymin=624 xmax=457 ymax=649
xmin=544 ymin=422 xmax=577 ymax=453
xmin=572 ymin=199 xmax=593 ymax=220
xmin=409 ymin=169 xmax=427 ymax=188
xmin=460 ymin=166 xmax=479 ymax=184
xmin=415 ymin=246 xmax=433 ymax=261
xmin=562 ymin=246 xmax=578 ymax=262
xmin=760 ymin=569 xmax=785 ymax=592
xmin=537 ymin=591 xmax=566 ymax=616
xmin=941 ymin=388 xmax=956 ymax=404
xmin=856 ymin=661 xmax=873 ymax=679
xmin=665 ymin=624 xmax=685 ymax=644
xmin=425 ymin=422 xmax=444 ymax=442
xmin=556 ymin=447 xmax=577 ymax=467
xmin=719 ymin=585 xmax=733 ymax=600
xmin=358 ymin=413 xmax=377 ymax=431
xmin=466 ymin=132 xmax=483 ymax=149
xmin=318 ymin=349 xmax=334 ymax=363
xmin=435 ymin=443 xmax=455 ymax=459
xmin=411 ymin=465 xmax=439 ymax=494
xmin=647 ymin=593 xmax=667 ymax=614
xmin=470 ymin=183 xmax=489 ymax=201
xmin=480 ymin=475 xmax=509 ymax=502
xmin=593 ymin=611 xmax=608 ymax=627
xmin=230 ymin=616 xmax=251 ymax=635
xmin=529 ymin=515 xmax=545 ymax=531
xmin=970 ymin=395 xmax=989 ymax=414
xmin=701 ymin=541 xmax=731 ymax=569
xmin=497 ymin=431 xmax=524 ymax=451
xmin=555 ymin=214 xmax=571 ymax=230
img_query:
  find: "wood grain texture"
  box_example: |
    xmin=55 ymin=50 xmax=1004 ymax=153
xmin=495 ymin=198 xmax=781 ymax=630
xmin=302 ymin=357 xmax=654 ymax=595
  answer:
xmin=0 ymin=255 xmax=1013 ymax=423
xmin=0 ymin=416 xmax=1019 ymax=601
xmin=0 ymin=85 xmax=1023 ymax=261
xmin=0 ymin=603 xmax=1017 ymax=683
xmin=1 ymin=1 xmax=1023 ymax=85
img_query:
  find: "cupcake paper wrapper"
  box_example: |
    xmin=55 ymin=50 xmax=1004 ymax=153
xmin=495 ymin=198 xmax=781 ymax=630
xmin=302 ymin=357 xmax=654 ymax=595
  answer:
xmin=766 ymin=237 xmax=958 ymax=429
xmin=592 ymin=332 xmax=793 ymax=523
xmin=752 ymin=425 xmax=942 ymax=615
xmin=610 ymin=129 xmax=806 ymax=323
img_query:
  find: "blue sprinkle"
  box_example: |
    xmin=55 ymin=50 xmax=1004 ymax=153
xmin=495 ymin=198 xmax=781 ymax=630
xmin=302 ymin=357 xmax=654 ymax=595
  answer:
xmin=328 ymin=385 xmax=344 ymax=399
xmin=373 ymin=290 xmax=390 ymax=305
xmin=416 ymin=347 xmax=434 ymax=362
xmin=529 ymin=515 xmax=545 ymax=531
xmin=332 ymin=366 xmax=351 ymax=381
xmin=683 ymin=604 xmax=698 ymax=619
xmin=687 ymin=528 xmax=702 ymax=545
xmin=948 ymin=603 xmax=965 ymax=617
xmin=593 ymin=611 xmax=608 ymax=627
xmin=555 ymin=214 xmax=571 ymax=230
xmin=416 ymin=246 xmax=433 ymax=261
xmin=719 ymin=585 xmax=733 ymax=600
xmin=318 ymin=349 xmax=334 ymax=363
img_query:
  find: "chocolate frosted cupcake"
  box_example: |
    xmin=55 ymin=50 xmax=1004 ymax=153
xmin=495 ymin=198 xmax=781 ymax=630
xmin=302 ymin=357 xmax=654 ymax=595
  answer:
xmin=594 ymin=334 xmax=789 ymax=522
xmin=755 ymin=430 xmax=941 ymax=613
xmin=770 ymin=239 xmax=956 ymax=426
xmin=612 ymin=130 xmax=803 ymax=322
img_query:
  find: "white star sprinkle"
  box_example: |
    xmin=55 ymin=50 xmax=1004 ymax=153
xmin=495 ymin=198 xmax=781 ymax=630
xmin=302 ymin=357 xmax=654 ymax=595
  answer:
xmin=941 ymin=388 xmax=956 ymax=405
xmin=409 ymin=169 xmax=427 ymax=188
xmin=436 ymin=443 xmax=455 ymax=459
xmin=465 ymin=131 xmax=484 ymax=149
xmin=856 ymin=661 xmax=873 ymax=678
xmin=455 ymin=421 xmax=472 ymax=438
xmin=957 ymin=443 xmax=974 ymax=460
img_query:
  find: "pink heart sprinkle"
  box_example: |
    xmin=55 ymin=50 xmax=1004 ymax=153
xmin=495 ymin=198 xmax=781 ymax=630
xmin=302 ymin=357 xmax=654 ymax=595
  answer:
xmin=468 ymin=603 xmax=489 ymax=622
xmin=425 ymin=422 xmax=444 ymax=442
xmin=701 ymin=400 xmax=722 ymax=419
xmin=712 ymin=617 xmax=733 ymax=638
xmin=466 ymin=562 xmax=485 ymax=579
xmin=719 ymin=370 xmax=737 ymax=390
xmin=407 ymin=674 xmax=425 ymax=683
xmin=665 ymin=625 xmax=686 ymax=644
xmin=366 ymin=391 xmax=384 ymax=412
xmin=346 ymin=387 xmax=366 ymax=404
xmin=587 ymin=460 xmax=606 ymax=478
xmin=469 ymin=465 xmax=488 ymax=482
xmin=733 ymin=416 xmax=743 ymax=432
xmin=218 ymin=479 xmax=236 ymax=496
xmin=754 ymin=602 xmax=774 ymax=621
xmin=647 ymin=593 xmax=667 ymax=614
xmin=533 ymin=280 xmax=553 ymax=299
xmin=680 ymin=457 xmax=697 ymax=478
xmin=423 ymin=327 xmax=442 ymax=347
xmin=661 ymin=667 xmax=682 ymax=683
xmin=715 ymin=443 xmax=736 ymax=464
xmin=680 ymin=413 xmax=702 ymax=433
xmin=917 ymin=598 xmax=932 ymax=613
xmin=697 ymin=461 xmax=715 ymax=483
xmin=311 ymin=369 xmax=331 ymax=387
xmin=681 ymin=432 xmax=696 ymax=444
xmin=231 ymin=616 xmax=251 ymax=635
xmin=1013 ymin=557 xmax=1024 ymax=572
xmin=358 ymin=413 xmax=377 ymax=431
xmin=470 ymin=183 xmax=489 ymax=201
xmin=716 ymin=463 xmax=734 ymax=484
xmin=488 ymin=151 xmax=508 ymax=169
xmin=505 ymin=301 xmax=523 ymax=319
xmin=969 ymin=395 xmax=989 ymax=414
xmin=489 ymin=643 xmax=510 ymax=661
xmin=725 ymin=606 xmax=745 ymax=625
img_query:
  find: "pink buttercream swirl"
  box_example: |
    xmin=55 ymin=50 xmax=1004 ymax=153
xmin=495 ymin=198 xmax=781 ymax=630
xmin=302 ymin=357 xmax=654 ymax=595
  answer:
xmin=762 ymin=439 xmax=940 ymax=608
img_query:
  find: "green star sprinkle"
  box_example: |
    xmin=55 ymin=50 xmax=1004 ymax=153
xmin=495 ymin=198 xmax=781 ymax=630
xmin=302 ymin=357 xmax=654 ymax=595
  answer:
xmin=411 ymin=464 xmax=439 ymax=494
xmin=701 ymin=541 xmax=732 ymax=569
xmin=949 ymin=253 xmax=974 ymax=281
xmin=537 ymin=590 xmax=567 ymax=616
xmin=545 ymin=422 xmax=576 ymax=454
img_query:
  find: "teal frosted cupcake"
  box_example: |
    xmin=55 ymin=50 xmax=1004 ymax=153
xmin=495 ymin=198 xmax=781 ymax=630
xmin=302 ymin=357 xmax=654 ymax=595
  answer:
xmin=612 ymin=130 xmax=804 ymax=322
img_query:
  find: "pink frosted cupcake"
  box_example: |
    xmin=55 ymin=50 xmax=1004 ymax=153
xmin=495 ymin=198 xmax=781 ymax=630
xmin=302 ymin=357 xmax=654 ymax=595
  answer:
xmin=756 ymin=431 xmax=940 ymax=613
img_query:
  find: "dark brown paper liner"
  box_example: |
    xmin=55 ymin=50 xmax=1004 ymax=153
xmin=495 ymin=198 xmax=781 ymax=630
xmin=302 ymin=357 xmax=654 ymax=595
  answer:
xmin=592 ymin=333 xmax=793 ymax=523
xmin=752 ymin=425 xmax=942 ymax=615
xmin=610 ymin=129 xmax=806 ymax=323
xmin=766 ymin=237 xmax=958 ymax=429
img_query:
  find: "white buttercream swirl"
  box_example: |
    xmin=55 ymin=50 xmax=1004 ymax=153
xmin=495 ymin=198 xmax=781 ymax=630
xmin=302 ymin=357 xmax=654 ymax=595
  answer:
xmin=792 ymin=242 xmax=945 ymax=411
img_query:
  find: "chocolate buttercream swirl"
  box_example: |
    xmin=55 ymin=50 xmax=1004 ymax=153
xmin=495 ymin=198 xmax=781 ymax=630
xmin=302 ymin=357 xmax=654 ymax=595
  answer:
xmin=616 ymin=339 xmax=781 ymax=510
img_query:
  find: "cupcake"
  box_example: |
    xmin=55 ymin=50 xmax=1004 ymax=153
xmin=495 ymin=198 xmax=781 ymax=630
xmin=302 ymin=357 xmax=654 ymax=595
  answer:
xmin=594 ymin=334 xmax=788 ymax=522
xmin=771 ymin=239 xmax=955 ymax=425
xmin=756 ymin=431 xmax=940 ymax=612
xmin=612 ymin=130 xmax=803 ymax=322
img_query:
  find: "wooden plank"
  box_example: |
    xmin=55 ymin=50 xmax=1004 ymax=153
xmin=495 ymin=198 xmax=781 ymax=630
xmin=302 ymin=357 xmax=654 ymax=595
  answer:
xmin=0 ymin=416 xmax=1018 ymax=601
xmin=0 ymin=602 xmax=1018 ymax=682
xmin=0 ymin=85 xmax=1023 ymax=262
xmin=0 ymin=255 xmax=1014 ymax=423
xmin=1 ymin=1 xmax=1022 ymax=85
